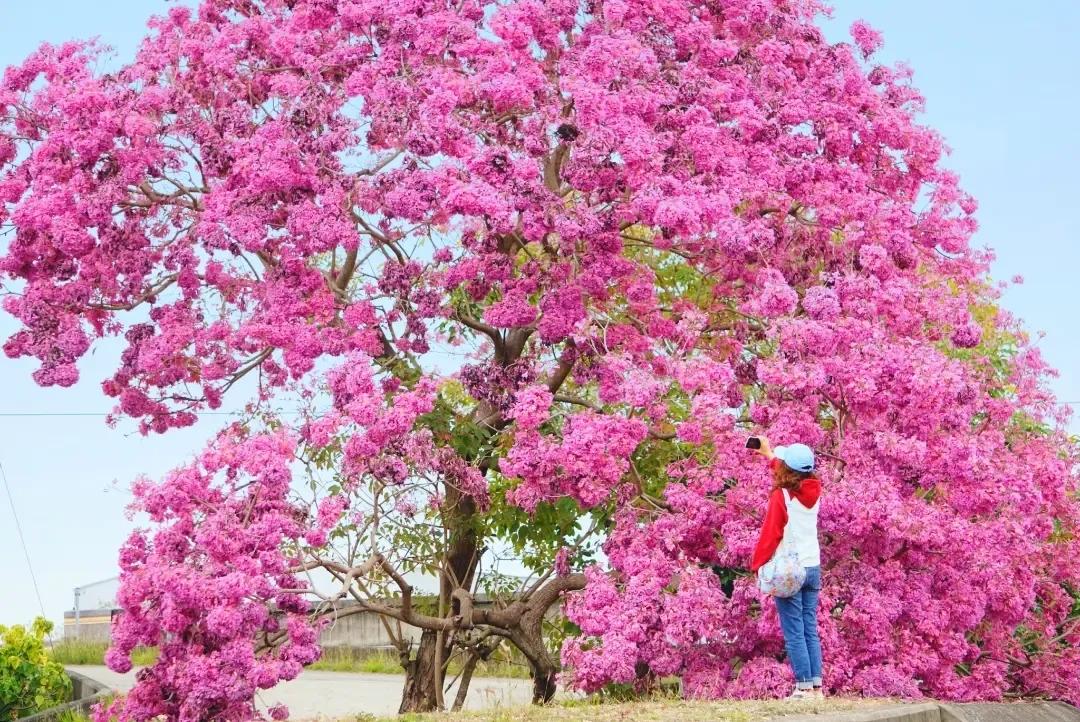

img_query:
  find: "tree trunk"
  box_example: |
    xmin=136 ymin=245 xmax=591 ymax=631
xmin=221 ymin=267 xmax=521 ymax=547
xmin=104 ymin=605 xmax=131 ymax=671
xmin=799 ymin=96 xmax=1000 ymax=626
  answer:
xmin=395 ymin=379 xmax=567 ymax=713
xmin=451 ymin=651 xmax=482 ymax=711
xmin=397 ymin=485 xmax=482 ymax=713
xmin=511 ymin=627 xmax=560 ymax=705
xmin=508 ymin=573 xmax=587 ymax=705
xmin=529 ymin=659 xmax=558 ymax=704
xmin=399 ymin=629 xmax=441 ymax=713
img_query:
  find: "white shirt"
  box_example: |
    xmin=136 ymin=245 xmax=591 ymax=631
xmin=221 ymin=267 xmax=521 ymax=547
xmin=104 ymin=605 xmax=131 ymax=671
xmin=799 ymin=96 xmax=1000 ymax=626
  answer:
xmin=782 ymin=488 xmax=821 ymax=567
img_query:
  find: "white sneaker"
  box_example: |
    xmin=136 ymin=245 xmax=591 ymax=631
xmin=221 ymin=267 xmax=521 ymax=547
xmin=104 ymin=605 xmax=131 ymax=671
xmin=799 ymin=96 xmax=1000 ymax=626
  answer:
xmin=785 ymin=688 xmax=813 ymax=701
xmin=810 ymin=688 xmax=825 ymax=700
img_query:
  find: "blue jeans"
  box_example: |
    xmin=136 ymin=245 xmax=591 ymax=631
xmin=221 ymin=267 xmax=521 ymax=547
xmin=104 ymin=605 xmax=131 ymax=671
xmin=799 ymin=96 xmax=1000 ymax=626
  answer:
xmin=774 ymin=566 xmax=822 ymax=689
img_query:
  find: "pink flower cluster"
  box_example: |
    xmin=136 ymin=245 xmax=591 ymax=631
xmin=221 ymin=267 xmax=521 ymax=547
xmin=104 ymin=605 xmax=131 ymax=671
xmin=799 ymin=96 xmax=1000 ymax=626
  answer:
xmin=98 ymin=429 xmax=319 ymax=722
xmin=503 ymin=409 xmax=648 ymax=512
xmin=1 ymin=0 xmax=1077 ymax=717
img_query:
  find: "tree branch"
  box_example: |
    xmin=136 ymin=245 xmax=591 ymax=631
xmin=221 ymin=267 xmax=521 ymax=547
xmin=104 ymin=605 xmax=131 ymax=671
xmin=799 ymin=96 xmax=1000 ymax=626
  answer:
xmin=553 ymin=394 xmax=601 ymax=412
xmin=545 ymin=342 xmax=577 ymax=394
xmin=88 ymin=273 xmax=179 ymax=311
xmin=452 ymin=310 xmax=504 ymax=357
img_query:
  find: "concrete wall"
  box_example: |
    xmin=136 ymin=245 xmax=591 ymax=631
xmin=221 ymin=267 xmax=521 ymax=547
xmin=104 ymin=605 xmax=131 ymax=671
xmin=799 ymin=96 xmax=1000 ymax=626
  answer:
xmin=318 ymin=605 xmax=423 ymax=649
xmin=63 ymin=609 xmax=115 ymax=642
xmin=781 ymin=702 xmax=1080 ymax=722
xmin=64 ymin=599 xmax=515 ymax=649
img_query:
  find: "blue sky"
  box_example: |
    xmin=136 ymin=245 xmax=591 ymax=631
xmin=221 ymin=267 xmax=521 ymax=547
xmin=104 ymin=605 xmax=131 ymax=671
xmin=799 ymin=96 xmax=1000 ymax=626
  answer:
xmin=1 ymin=2 xmax=1078 ymax=630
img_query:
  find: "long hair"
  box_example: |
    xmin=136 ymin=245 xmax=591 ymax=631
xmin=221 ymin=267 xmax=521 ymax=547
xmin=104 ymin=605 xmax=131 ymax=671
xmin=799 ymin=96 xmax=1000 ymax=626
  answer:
xmin=772 ymin=461 xmax=813 ymax=492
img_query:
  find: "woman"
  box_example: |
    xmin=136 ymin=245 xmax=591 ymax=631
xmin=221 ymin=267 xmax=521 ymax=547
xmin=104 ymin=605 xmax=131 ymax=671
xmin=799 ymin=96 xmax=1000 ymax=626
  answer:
xmin=749 ymin=436 xmax=824 ymax=700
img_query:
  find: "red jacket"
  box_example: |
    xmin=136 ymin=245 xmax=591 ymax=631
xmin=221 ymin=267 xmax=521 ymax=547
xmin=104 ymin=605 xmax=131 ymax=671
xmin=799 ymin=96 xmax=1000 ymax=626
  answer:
xmin=750 ymin=459 xmax=821 ymax=573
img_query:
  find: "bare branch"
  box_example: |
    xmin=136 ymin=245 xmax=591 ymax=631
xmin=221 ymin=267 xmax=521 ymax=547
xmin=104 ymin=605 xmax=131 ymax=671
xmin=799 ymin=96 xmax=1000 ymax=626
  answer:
xmin=553 ymin=394 xmax=601 ymax=412
xmin=335 ymin=245 xmax=359 ymax=293
xmin=451 ymin=588 xmax=473 ymax=628
xmin=545 ymin=342 xmax=577 ymax=394
xmin=88 ymin=273 xmax=179 ymax=311
xmin=543 ymin=144 xmax=569 ymax=193
xmin=356 ymin=149 xmax=402 ymax=177
xmin=452 ymin=310 xmax=504 ymax=356
xmin=221 ymin=348 xmax=273 ymax=393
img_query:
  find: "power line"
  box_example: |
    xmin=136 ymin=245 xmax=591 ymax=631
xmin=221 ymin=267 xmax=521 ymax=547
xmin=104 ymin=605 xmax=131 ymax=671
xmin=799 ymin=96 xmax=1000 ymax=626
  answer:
xmin=0 ymin=411 xmax=306 ymax=417
xmin=0 ymin=459 xmax=48 ymax=624
xmin=0 ymin=404 xmax=1076 ymax=416
xmin=0 ymin=412 xmax=127 ymax=417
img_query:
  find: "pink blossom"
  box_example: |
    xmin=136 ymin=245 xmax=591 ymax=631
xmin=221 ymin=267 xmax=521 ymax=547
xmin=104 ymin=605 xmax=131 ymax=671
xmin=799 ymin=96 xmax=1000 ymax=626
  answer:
xmin=851 ymin=20 xmax=884 ymax=57
xmin=802 ymin=286 xmax=841 ymax=321
xmin=484 ymin=287 xmax=539 ymax=328
xmin=951 ymin=321 xmax=983 ymax=349
xmin=510 ymin=386 xmax=553 ymax=432
xmin=859 ymin=243 xmax=893 ymax=278
xmin=0 ymin=0 xmax=1076 ymax=715
xmin=747 ymin=270 xmax=798 ymax=318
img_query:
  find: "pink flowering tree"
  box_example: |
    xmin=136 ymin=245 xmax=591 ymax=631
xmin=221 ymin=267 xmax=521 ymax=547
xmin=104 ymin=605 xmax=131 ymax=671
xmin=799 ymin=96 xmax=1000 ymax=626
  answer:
xmin=2 ymin=0 xmax=1079 ymax=719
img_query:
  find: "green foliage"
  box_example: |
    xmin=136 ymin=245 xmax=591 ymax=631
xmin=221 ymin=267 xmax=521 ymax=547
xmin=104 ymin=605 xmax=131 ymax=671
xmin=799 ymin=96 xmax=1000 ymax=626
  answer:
xmin=415 ymin=383 xmax=499 ymax=464
xmin=1067 ymin=584 xmax=1080 ymax=622
xmin=1008 ymin=410 xmax=1052 ymax=439
xmin=932 ymin=292 xmax=1065 ymax=450
xmin=652 ymin=253 xmax=715 ymax=309
xmin=0 ymin=617 xmax=71 ymax=720
xmin=939 ymin=296 xmax=1023 ymax=398
xmin=631 ymin=435 xmax=705 ymax=499
xmin=483 ymin=473 xmax=608 ymax=573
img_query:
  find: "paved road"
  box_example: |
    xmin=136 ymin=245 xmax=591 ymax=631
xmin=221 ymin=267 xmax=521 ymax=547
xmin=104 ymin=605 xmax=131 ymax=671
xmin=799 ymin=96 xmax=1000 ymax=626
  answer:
xmin=71 ymin=666 xmax=534 ymax=719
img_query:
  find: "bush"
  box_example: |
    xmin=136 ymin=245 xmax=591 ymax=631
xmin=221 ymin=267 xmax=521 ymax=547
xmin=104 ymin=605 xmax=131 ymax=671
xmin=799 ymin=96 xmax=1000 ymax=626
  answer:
xmin=0 ymin=617 xmax=72 ymax=719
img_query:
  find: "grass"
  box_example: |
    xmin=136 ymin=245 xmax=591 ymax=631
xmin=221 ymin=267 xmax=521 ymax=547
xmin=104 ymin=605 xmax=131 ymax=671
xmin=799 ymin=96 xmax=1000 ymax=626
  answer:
xmin=52 ymin=712 xmax=93 ymax=722
xmin=310 ymin=647 xmax=532 ymax=679
xmin=49 ymin=639 xmax=157 ymax=666
xmin=375 ymin=697 xmax=897 ymax=722
xmin=309 ymin=648 xmax=405 ymax=674
xmin=41 ymin=693 xmax=118 ymax=722
xmin=49 ymin=640 xmax=528 ymax=679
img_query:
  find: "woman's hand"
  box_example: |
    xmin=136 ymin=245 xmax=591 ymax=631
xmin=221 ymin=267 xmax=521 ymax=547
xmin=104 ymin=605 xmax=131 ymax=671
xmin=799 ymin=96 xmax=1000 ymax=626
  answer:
xmin=756 ymin=435 xmax=775 ymax=459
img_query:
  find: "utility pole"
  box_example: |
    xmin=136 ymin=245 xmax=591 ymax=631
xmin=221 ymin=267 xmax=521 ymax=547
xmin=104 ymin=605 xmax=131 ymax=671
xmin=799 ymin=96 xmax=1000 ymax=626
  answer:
xmin=71 ymin=576 xmax=118 ymax=639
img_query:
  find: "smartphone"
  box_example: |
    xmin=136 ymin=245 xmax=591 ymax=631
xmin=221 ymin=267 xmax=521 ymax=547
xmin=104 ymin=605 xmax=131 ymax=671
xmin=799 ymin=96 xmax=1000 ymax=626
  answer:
xmin=745 ymin=436 xmax=761 ymax=450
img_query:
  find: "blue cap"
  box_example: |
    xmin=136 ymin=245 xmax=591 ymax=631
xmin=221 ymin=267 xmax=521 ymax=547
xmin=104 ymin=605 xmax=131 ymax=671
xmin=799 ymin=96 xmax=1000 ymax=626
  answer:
xmin=774 ymin=443 xmax=815 ymax=473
